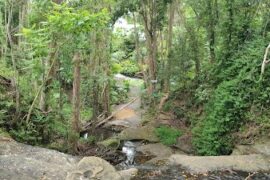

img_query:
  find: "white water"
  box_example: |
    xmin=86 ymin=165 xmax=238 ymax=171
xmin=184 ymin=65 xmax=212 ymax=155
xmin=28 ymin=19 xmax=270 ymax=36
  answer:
xmin=122 ymin=141 xmax=136 ymax=165
xmin=83 ymin=133 xmax=88 ymax=139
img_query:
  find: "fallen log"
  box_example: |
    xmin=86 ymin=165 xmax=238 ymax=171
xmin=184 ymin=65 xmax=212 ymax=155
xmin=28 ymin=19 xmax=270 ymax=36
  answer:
xmin=95 ymin=97 xmax=138 ymax=128
xmin=82 ymin=97 xmax=138 ymax=130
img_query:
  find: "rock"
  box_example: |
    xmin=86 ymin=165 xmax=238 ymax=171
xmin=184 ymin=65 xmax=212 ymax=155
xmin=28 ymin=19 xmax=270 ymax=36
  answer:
xmin=169 ymin=154 xmax=270 ymax=173
xmin=118 ymin=126 xmax=159 ymax=142
xmin=174 ymin=134 xmax=194 ymax=154
xmin=0 ymin=137 xmax=138 ymax=180
xmin=66 ymin=157 xmax=122 ymax=180
xmin=0 ymin=139 xmax=79 ymax=180
xmin=232 ymin=145 xmax=258 ymax=155
xmin=137 ymin=143 xmax=173 ymax=157
xmin=97 ymin=138 xmax=120 ymax=149
xmin=232 ymin=141 xmax=270 ymax=156
xmin=136 ymin=143 xmax=186 ymax=165
xmin=118 ymin=168 xmax=138 ymax=180
xmin=253 ymin=142 xmax=270 ymax=156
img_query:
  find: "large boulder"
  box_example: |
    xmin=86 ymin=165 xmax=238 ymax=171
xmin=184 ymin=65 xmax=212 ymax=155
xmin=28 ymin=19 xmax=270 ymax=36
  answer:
xmin=118 ymin=126 xmax=159 ymax=142
xmin=66 ymin=157 xmax=122 ymax=180
xmin=0 ymin=138 xmax=79 ymax=180
xmin=169 ymin=154 xmax=270 ymax=173
xmin=67 ymin=157 xmax=138 ymax=180
xmin=0 ymin=136 xmax=137 ymax=180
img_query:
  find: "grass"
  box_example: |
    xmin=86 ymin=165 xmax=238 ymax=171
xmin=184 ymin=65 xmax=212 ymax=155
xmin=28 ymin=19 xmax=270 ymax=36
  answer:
xmin=155 ymin=125 xmax=183 ymax=146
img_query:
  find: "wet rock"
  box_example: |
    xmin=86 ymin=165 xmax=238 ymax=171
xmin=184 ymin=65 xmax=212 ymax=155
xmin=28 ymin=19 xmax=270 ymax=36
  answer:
xmin=118 ymin=126 xmax=159 ymax=142
xmin=118 ymin=168 xmax=138 ymax=180
xmin=169 ymin=154 xmax=270 ymax=173
xmin=66 ymin=157 xmax=122 ymax=180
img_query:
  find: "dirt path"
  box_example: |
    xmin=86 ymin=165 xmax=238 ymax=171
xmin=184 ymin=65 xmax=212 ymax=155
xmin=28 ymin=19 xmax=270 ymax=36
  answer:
xmin=106 ymin=74 xmax=144 ymax=128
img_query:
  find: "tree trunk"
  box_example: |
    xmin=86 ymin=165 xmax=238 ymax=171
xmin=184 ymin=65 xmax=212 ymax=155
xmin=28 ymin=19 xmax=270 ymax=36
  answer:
xmin=43 ymin=41 xmax=58 ymax=111
xmin=132 ymin=12 xmax=147 ymax=82
xmin=70 ymin=52 xmax=81 ymax=152
xmin=164 ymin=0 xmax=175 ymax=93
xmin=206 ymin=0 xmax=216 ymax=63
xmin=141 ymin=0 xmax=158 ymax=96
xmin=6 ymin=2 xmax=20 ymax=122
xmin=224 ymin=0 xmax=234 ymax=61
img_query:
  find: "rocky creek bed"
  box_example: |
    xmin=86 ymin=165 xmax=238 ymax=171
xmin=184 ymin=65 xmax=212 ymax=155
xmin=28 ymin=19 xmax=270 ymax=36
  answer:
xmin=1 ymin=137 xmax=270 ymax=180
xmin=1 ymin=74 xmax=269 ymax=179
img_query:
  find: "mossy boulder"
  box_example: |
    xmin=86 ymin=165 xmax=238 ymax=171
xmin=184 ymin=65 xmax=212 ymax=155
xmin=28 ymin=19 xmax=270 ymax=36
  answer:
xmin=118 ymin=126 xmax=159 ymax=142
xmin=97 ymin=138 xmax=120 ymax=149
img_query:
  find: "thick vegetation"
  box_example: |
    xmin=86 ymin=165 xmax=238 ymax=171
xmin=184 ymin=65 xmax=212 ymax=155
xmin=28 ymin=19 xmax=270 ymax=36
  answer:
xmin=0 ymin=0 xmax=269 ymax=156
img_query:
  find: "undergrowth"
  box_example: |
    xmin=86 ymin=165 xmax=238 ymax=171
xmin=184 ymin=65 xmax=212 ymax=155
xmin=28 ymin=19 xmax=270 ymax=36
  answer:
xmin=155 ymin=125 xmax=182 ymax=146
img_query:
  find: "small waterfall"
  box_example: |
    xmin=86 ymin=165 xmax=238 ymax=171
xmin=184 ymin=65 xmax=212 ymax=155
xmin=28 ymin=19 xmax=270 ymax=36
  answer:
xmin=83 ymin=133 xmax=88 ymax=139
xmin=122 ymin=141 xmax=136 ymax=165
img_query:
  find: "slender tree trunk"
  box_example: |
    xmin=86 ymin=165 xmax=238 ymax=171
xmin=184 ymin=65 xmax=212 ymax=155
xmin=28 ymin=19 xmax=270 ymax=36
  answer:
xmin=102 ymin=30 xmax=111 ymax=117
xmin=44 ymin=41 xmax=58 ymax=111
xmin=207 ymin=0 xmax=216 ymax=63
xmin=18 ymin=1 xmax=27 ymax=48
xmin=224 ymin=0 xmax=234 ymax=61
xmin=39 ymin=58 xmax=46 ymax=111
xmin=133 ymin=12 xmax=141 ymax=65
xmin=164 ymin=0 xmax=175 ymax=93
xmin=72 ymin=52 xmax=81 ymax=132
xmin=71 ymin=52 xmax=81 ymax=152
xmin=6 ymin=2 xmax=20 ymax=122
xmin=141 ymin=1 xmax=158 ymax=96
xmin=133 ymin=12 xmax=148 ymax=90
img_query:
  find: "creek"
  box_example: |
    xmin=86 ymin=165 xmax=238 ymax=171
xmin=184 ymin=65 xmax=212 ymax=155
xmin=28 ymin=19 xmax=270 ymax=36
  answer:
xmin=112 ymin=74 xmax=270 ymax=179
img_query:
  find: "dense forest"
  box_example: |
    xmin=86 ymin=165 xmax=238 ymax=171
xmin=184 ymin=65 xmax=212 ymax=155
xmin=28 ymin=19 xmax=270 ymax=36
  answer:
xmin=0 ymin=0 xmax=270 ymax=159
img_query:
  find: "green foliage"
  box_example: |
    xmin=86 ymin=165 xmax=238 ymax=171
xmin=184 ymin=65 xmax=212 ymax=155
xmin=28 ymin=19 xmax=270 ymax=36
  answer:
xmin=111 ymin=79 xmax=129 ymax=104
xmin=155 ymin=125 xmax=182 ymax=145
xmin=10 ymin=110 xmax=68 ymax=145
xmin=193 ymin=80 xmax=245 ymax=155
xmin=119 ymin=60 xmax=140 ymax=77
xmin=47 ymin=3 xmax=109 ymax=35
xmin=79 ymin=135 xmax=96 ymax=145
xmin=193 ymin=38 xmax=270 ymax=155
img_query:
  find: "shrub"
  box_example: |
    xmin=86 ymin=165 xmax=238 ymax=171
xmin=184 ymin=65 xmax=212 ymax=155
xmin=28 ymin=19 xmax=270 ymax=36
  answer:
xmin=192 ymin=39 xmax=270 ymax=155
xmin=192 ymin=80 xmax=246 ymax=155
xmin=155 ymin=125 xmax=182 ymax=145
xmin=120 ymin=60 xmax=140 ymax=77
